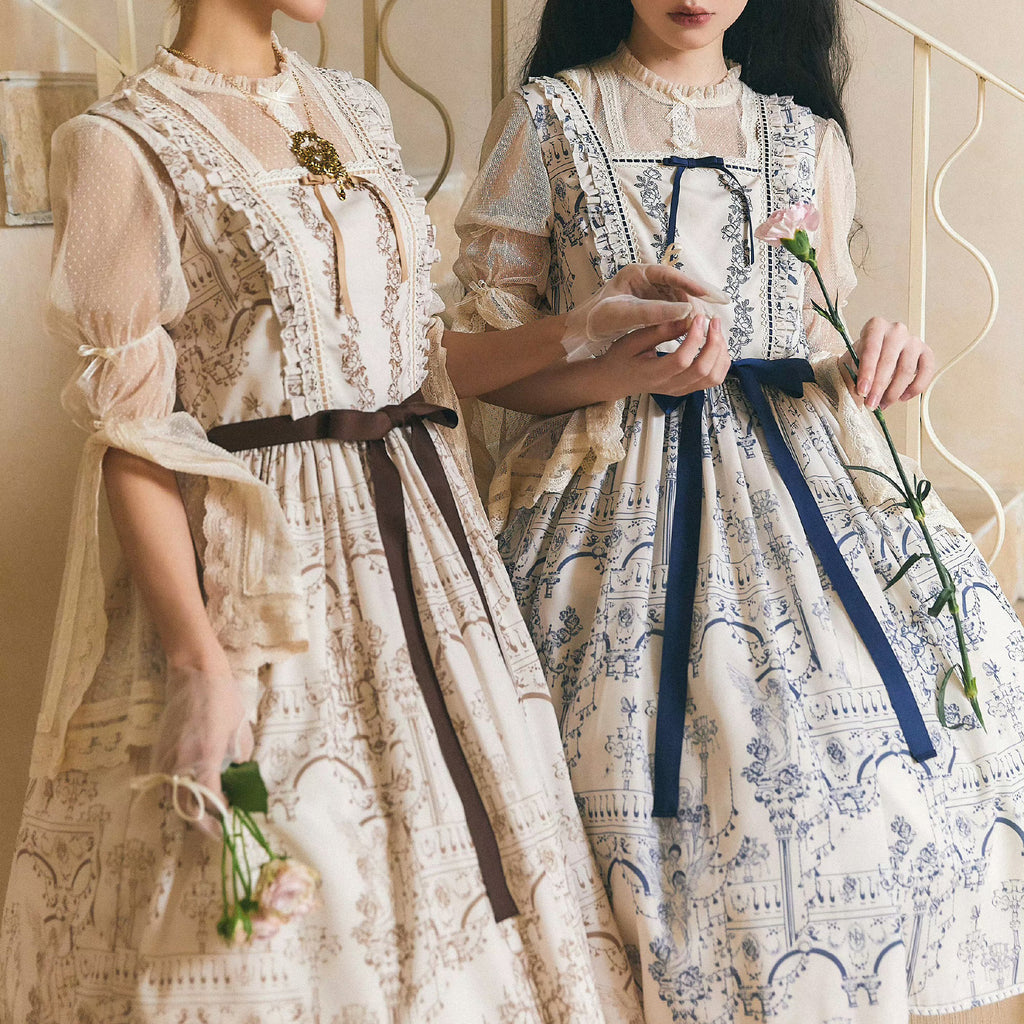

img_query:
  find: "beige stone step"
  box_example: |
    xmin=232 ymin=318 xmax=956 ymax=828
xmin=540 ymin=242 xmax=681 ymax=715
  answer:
xmin=911 ymin=993 xmax=1024 ymax=1023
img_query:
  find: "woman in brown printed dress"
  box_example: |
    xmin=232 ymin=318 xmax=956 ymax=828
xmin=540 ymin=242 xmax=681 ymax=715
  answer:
xmin=0 ymin=0 xmax=715 ymax=1020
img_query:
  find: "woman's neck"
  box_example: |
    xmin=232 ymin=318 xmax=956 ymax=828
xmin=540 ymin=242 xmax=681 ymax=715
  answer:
xmin=624 ymin=23 xmax=729 ymax=89
xmin=171 ymin=1 xmax=277 ymax=77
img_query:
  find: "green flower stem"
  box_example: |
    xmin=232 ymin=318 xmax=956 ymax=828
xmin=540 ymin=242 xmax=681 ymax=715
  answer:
xmin=220 ymin=830 xmax=230 ymax=920
xmin=237 ymin=807 xmax=277 ymax=859
xmin=803 ymin=251 xmax=982 ymax=726
xmin=236 ymin=814 xmax=253 ymax=899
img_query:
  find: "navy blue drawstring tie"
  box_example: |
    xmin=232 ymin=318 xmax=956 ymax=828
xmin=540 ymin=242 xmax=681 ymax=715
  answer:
xmin=662 ymin=156 xmax=755 ymax=266
xmin=650 ymin=359 xmax=937 ymax=818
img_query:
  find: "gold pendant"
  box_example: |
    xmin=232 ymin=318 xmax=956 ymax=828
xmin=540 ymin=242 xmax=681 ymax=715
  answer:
xmin=290 ymin=130 xmax=353 ymax=199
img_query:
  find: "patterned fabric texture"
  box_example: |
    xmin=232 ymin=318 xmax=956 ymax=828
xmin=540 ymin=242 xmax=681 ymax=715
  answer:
xmin=0 ymin=46 xmax=644 ymax=1024
xmin=454 ymin=48 xmax=1024 ymax=1023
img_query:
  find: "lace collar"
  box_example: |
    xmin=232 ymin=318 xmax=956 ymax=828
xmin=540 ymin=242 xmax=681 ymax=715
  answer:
xmin=608 ymin=43 xmax=742 ymax=106
xmin=154 ymin=36 xmax=294 ymax=98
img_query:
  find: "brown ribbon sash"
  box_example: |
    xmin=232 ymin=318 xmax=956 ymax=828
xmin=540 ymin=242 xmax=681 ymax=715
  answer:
xmin=207 ymin=392 xmax=518 ymax=922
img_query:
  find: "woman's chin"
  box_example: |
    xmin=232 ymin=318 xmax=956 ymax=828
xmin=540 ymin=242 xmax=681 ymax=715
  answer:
xmin=276 ymin=0 xmax=328 ymax=25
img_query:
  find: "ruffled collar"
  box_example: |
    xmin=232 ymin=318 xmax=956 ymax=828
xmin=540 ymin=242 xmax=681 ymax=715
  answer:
xmin=155 ymin=36 xmax=294 ymax=98
xmin=610 ymin=43 xmax=742 ymax=105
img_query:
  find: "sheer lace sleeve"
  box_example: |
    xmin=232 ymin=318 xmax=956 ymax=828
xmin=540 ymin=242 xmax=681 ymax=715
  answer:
xmin=804 ymin=116 xmax=858 ymax=358
xmin=451 ymin=89 xmax=630 ymax=529
xmin=50 ymin=115 xmax=187 ymax=429
xmin=450 ymin=92 xmax=553 ymax=332
xmin=35 ymin=116 xmax=307 ymax=778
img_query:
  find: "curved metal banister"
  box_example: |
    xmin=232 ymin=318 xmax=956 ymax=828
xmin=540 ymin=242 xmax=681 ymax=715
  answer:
xmin=377 ymin=0 xmax=455 ymax=201
xmin=854 ymin=0 xmax=1024 ymax=103
xmin=923 ymin=78 xmax=1005 ymax=558
xmin=853 ymin=0 xmax=1024 ymax=563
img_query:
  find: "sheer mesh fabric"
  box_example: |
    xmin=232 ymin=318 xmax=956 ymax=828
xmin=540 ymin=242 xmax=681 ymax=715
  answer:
xmin=579 ymin=47 xmax=754 ymax=159
xmin=150 ymin=50 xmax=359 ymax=170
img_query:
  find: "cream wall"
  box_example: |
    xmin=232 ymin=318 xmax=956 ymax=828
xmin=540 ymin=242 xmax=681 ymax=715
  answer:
xmin=1 ymin=0 xmax=1022 ymax=913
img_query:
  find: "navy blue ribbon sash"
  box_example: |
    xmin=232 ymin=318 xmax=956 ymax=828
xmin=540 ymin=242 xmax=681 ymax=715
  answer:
xmin=651 ymin=358 xmax=937 ymax=818
xmin=662 ymin=156 xmax=755 ymax=266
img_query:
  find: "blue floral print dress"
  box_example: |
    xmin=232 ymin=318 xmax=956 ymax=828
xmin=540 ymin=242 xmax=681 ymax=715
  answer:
xmin=453 ymin=44 xmax=1024 ymax=1024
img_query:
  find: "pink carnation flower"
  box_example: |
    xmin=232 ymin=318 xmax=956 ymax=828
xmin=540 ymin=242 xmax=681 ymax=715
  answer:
xmin=249 ymin=908 xmax=285 ymax=941
xmin=754 ymin=202 xmax=822 ymax=246
xmin=255 ymin=858 xmax=321 ymax=920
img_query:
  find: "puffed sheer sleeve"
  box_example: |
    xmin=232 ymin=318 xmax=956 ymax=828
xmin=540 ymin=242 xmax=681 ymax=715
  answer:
xmin=50 ymin=116 xmax=187 ymax=428
xmin=804 ymin=117 xmax=858 ymax=358
xmin=450 ymin=91 xmax=553 ymax=332
xmin=35 ymin=116 xmax=307 ymax=777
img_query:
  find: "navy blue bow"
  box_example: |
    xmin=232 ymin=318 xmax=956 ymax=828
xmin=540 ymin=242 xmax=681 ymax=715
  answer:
xmin=651 ymin=359 xmax=936 ymax=818
xmin=662 ymin=156 xmax=755 ymax=267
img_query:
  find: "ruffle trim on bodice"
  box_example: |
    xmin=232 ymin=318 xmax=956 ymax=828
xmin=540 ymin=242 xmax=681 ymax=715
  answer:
xmin=311 ymin=68 xmax=443 ymax=386
xmin=101 ymin=71 xmax=326 ymax=418
xmin=763 ymin=94 xmax=818 ymax=357
xmin=153 ymin=44 xmax=292 ymax=96
xmin=523 ymin=74 xmax=637 ymax=281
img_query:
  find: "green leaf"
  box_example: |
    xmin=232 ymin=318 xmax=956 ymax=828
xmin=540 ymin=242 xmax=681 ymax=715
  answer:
xmin=221 ymin=761 xmax=269 ymax=815
xmin=883 ymin=552 xmax=931 ymax=592
xmin=844 ymin=464 xmax=904 ymax=495
xmin=917 ymin=479 xmax=932 ymax=502
xmin=811 ymin=300 xmax=830 ymax=320
xmin=928 ymin=586 xmax=954 ymax=618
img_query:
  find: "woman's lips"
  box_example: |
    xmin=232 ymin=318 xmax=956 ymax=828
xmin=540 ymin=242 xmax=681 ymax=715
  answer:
xmin=669 ymin=9 xmax=713 ymax=26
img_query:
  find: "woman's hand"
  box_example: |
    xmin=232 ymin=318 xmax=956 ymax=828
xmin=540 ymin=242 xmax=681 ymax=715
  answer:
xmin=150 ymin=665 xmax=254 ymax=836
xmin=561 ymin=264 xmax=729 ymax=362
xmin=593 ymin=314 xmax=731 ymax=399
xmin=845 ymin=317 xmax=935 ymax=411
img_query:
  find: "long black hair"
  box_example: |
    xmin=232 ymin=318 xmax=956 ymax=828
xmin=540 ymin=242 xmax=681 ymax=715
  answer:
xmin=524 ymin=0 xmax=852 ymax=139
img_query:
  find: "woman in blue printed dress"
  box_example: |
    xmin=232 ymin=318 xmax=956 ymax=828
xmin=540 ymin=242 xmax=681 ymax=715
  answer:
xmin=453 ymin=0 xmax=1024 ymax=1020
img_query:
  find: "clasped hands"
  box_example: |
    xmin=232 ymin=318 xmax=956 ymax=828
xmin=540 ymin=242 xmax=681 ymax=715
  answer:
xmin=579 ymin=267 xmax=935 ymax=405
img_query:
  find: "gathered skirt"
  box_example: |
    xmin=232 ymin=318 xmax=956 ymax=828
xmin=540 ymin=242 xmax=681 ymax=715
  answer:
xmin=499 ymin=382 xmax=1024 ymax=1024
xmin=1 ymin=426 xmax=643 ymax=1024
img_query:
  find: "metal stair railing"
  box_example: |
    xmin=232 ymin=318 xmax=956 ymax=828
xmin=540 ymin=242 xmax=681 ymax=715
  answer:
xmin=854 ymin=0 xmax=1024 ymax=562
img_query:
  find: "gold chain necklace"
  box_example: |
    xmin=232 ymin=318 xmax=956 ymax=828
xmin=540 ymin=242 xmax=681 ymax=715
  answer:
xmin=166 ymin=42 xmax=355 ymax=199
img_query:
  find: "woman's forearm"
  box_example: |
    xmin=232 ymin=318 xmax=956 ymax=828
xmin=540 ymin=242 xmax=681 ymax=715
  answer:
xmin=442 ymin=316 xmax=567 ymax=398
xmin=480 ymin=357 xmax=616 ymax=415
xmin=103 ymin=448 xmax=229 ymax=675
xmin=475 ymin=317 xmax=705 ymax=414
